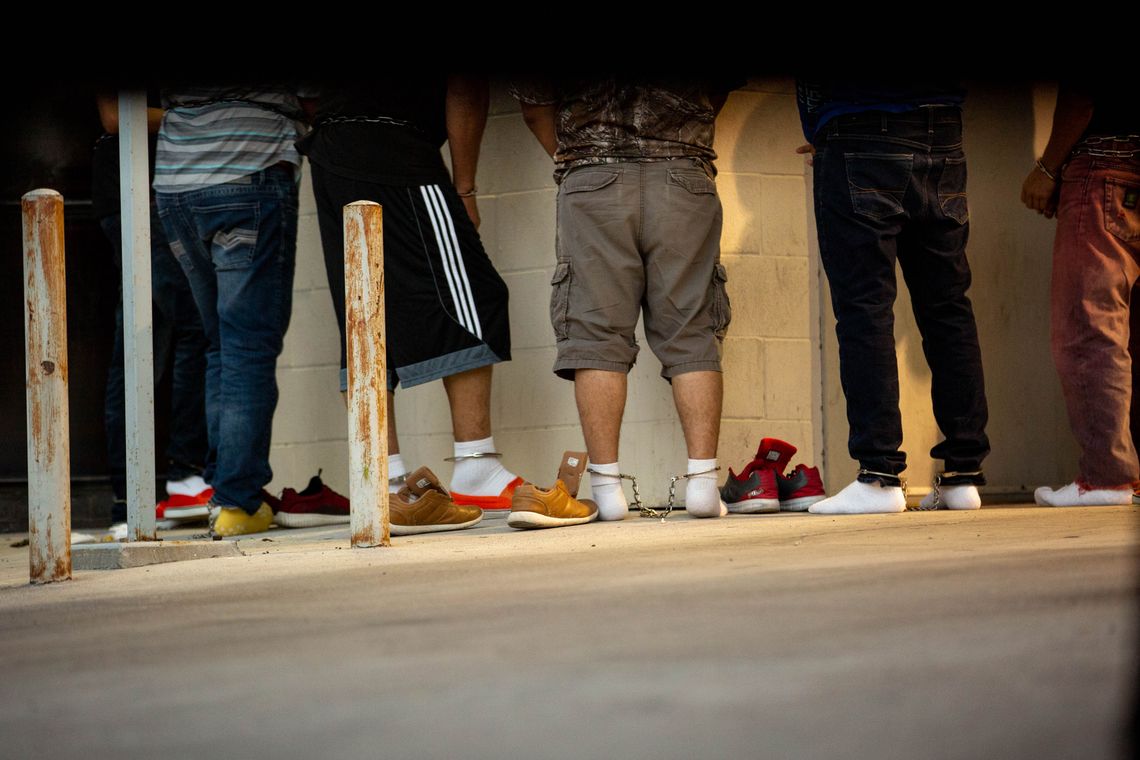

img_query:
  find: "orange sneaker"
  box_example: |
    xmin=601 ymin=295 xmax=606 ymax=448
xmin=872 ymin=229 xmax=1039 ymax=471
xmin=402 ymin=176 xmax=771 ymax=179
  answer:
xmin=391 ymin=467 xmax=484 ymax=535
xmin=507 ymin=452 xmax=598 ymax=530
xmin=450 ymin=476 xmax=524 ymax=512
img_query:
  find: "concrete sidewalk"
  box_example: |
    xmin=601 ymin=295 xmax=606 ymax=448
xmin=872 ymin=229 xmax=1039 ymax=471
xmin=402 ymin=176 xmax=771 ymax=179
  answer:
xmin=0 ymin=504 xmax=1135 ymax=759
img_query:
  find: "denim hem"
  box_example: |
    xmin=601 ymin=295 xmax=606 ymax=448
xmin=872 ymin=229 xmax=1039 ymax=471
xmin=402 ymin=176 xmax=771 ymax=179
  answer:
xmin=397 ymin=345 xmax=505 ymax=390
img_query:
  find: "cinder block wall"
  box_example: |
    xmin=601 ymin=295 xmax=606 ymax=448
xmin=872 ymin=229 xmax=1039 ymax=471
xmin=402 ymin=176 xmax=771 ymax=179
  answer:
xmin=268 ymin=79 xmax=817 ymax=504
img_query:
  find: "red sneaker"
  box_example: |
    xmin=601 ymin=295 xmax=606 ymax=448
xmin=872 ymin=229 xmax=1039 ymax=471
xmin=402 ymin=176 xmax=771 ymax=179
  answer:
xmin=158 ymin=488 xmax=214 ymax=521
xmin=776 ymin=464 xmax=826 ymax=511
xmin=451 ymin=476 xmax=525 ymax=512
xmin=273 ymin=472 xmax=350 ymax=528
xmin=720 ymin=463 xmax=780 ymax=513
xmin=753 ymin=437 xmax=798 ymax=474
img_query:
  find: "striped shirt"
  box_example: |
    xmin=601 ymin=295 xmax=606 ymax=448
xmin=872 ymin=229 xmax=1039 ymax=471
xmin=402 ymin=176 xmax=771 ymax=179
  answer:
xmin=154 ymin=88 xmax=304 ymax=191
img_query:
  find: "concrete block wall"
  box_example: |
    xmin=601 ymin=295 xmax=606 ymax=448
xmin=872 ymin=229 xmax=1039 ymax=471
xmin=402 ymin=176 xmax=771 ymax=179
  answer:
xmin=269 ymin=79 xmax=817 ymax=505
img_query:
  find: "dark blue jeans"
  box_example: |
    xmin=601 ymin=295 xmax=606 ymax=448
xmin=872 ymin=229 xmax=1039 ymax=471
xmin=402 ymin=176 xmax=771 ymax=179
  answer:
xmin=101 ymin=209 xmax=209 ymax=510
xmin=156 ymin=164 xmax=298 ymax=513
xmin=813 ymin=107 xmax=989 ymax=485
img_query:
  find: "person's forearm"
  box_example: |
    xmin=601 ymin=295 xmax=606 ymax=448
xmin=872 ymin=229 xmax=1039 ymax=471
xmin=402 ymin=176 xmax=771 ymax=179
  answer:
xmin=1039 ymin=85 xmax=1095 ymax=174
xmin=97 ymin=94 xmax=164 ymax=134
xmin=446 ymin=74 xmax=489 ymax=192
xmin=521 ymin=103 xmax=558 ymax=158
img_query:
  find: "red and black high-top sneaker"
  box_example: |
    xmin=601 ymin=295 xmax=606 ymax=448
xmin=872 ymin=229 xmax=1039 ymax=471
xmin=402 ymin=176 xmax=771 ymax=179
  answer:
xmin=753 ymin=437 xmax=798 ymax=474
xmin=776 ymin=464 xmax=826 ymax=511
xmin=720 ymin=462 xmax=780 ymax=513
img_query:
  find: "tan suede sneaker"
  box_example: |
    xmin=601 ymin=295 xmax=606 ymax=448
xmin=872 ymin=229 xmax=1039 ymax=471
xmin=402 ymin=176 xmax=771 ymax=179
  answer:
xmin=507 ymin=451 xmax=599 ymax=530
xmin=391 ymin=467 xmax=484 ymax=535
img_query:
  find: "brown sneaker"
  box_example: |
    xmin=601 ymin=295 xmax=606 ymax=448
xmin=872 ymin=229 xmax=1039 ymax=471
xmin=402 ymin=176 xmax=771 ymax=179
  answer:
xmin=507 ymin=451 xmax=599 ymax=530
xmin=391 ymin=467 xmax=483 ymax=535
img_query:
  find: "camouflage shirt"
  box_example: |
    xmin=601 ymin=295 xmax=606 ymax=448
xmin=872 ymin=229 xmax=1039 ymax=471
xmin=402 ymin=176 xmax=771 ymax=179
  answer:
xmin=510 ymin=77 xmax=742 ymax=181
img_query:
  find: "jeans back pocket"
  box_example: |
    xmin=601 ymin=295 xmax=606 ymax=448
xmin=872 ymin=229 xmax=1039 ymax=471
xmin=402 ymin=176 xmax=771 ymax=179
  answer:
xmin=938 ymin=155 xmax=969 ymax=224
xmin=845 ymin=152 xmax=913 ymax=220
xmin=1105 ymin=177 xmax=1140 ymax=244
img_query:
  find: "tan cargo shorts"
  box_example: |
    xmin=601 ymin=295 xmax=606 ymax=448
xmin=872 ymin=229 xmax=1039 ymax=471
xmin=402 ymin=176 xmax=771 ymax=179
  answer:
xmin=551 ymin=158 xmax=731 ymax=380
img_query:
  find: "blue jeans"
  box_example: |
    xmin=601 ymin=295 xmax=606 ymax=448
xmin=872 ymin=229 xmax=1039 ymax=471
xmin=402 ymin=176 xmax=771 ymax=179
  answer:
xmin=101 ymin=210 xmax=209 ymax=514
xmin=156 ymin=164 xmax=298 ymax=513
xmin=812 ymin=107 xmax=989 ymax=485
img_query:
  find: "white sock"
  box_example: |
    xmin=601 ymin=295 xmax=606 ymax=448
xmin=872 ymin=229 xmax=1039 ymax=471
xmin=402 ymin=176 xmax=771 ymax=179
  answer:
xmin=449 ymin=436 xmax=517 ymax=496
xmin=167 ymin=474 xmax=209 ymax=497
xmin=809 ymin=479 xmax=905 ymax=515
xmin=685 ymin=458 xmax=727 ymax=519
xmin=920 ymin=484 xmax=981 ymax=510
xmin=388 ymin=454 xmax=408 ymax=494
xmin=589 ymin=461 xmax=629 ymax=521
xmin=1034 ymin=482 xmax=1132 ymax=507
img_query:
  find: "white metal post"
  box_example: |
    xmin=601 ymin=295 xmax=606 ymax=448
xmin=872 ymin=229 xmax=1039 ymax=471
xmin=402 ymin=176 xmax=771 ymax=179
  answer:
xmin=344 ymin=201 xmax=389 ymax=548
xmin=119 ymin=90 xmax=156 ymax=541
xmin=22 ymin=189 xmax=72 ymax=583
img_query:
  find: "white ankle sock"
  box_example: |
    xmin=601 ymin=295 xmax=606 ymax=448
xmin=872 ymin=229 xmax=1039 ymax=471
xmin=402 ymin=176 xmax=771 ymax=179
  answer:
xmin=685 ymin=458 xmax=727 ymax=519
xmin=920 ymin=484 xmax=981 ymax=510
xmin=809 ymin=479 xmax=905 ymax=515
xmin=449 ymin=436 xmax=516 ymax=496
xmin=1034 ymin=482 xmax=1132 ymax=507
xmin=167 ymin=474 xmax=209 ymax=497
xmin=589 ymin=461 xmax=629 ymax=521
xmin=388 ymin=454 xmax=408 ymax=494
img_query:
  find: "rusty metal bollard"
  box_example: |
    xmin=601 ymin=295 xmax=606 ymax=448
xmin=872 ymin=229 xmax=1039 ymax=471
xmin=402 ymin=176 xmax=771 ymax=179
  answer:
xmin=22 ymin=189 xmax=72 ymax=583
xmin=344 ymin=201 xmax=390 ymax=548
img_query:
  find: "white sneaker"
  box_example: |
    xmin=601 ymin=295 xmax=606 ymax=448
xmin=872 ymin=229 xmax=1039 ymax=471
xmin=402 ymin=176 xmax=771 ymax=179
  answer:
xmin=919 ymin=484 xmax=981 ymax=510
xmin=1033 ymin=482 xmax=1132 ymax=507
xmin=809 ymin=479 xmax=905 ymax=514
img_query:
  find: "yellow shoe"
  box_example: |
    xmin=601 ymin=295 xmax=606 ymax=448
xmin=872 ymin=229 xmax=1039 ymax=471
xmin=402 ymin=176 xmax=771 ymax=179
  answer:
xmin=210 ymin=502 xmax=274 ymax=537
xmin=508 ymin=451 xmax=598 ymax=530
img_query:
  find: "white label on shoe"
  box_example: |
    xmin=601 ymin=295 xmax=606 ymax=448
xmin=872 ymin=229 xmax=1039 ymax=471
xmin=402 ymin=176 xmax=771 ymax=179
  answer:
xmin=567 ymin=457 xmax=580 ymax=467
xmin=766 ymin=451 xmax=780 ymax=461
xmin=417 ymin=478 xmax=430 ymax=489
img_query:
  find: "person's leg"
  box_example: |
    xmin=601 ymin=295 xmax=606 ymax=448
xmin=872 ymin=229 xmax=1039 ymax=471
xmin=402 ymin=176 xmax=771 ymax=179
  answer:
xmin=1038 ymin=154 xmax=1140 ymax=506
xmin=640 ymin=160 xmax=729 ymax=517
xmin=806 ymin=116 xmax=914 ymax=514
xmin=99 ymin=215 xmax=128 ymax=520
xmin=554 ymin=165 xmax=643 ymax=520
xmin=442 ymin=365 xmax=517 ymax=499
xmin=149 ymin=205 xmax=209 ymax=495
xmin=896 ymin=121 xmax=988 ymax=510
xmin=157 ymin=191 xmax=222 ymax=503
xmin=196 ymin=164 xmax=298 ymax=518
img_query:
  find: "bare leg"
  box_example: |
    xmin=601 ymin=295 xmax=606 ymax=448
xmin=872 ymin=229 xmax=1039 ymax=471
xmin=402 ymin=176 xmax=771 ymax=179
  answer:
xmin=342 ymin=389 xmax=399 ymax=454
xmin=672 ymin=371 xmax=725 ymax=518
xmin=442 ymin=366 xmax=492 ymax=442
xmin=574 ymin=369 xmax=627 ymax=462
xmin=575 ymin=369 xmax=629 ymax=520
xmin=671 ymin=371 xmax=722 ymax=459
xmin=443 ymin=366 xmax=516 ymax=499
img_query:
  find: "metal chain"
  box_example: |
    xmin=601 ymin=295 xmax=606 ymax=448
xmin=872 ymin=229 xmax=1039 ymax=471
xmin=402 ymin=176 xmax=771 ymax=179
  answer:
xmin=664 ymin=467 xmax=722 ymax=522
xmin=443 ymin=452 xmax=503 ymax=462
xmin=587 ymin=468 xmax=647 ymax=518
xmin=1073 ymin=135 xmax=1140 ymax=158
xmin=911 ymin=470 xmax=983 ymax=511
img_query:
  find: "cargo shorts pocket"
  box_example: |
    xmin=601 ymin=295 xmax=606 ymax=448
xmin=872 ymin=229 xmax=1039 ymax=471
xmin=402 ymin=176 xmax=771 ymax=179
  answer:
xmin=550 ymin=261 xmax=572 ymax=341
xmin=845 ymin=153 xmax=913 ymax=220
xmin=710 ymin=263 xmax=732 ymax=340
xmin=1105 ymin=177 xmax=1140 ymax=243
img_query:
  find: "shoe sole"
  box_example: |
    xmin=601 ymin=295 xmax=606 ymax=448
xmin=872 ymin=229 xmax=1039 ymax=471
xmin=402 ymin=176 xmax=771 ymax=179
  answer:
xmin=163 ymin=505 xmax=210 ymax=520
xmin=506 ymin=510 xmax=598 ymax=529
xmin=725 ymin=498 xmax=780 ymax=514
xmin=274 ymin=512 xmax=350 ymax=528
xmin=780 ymin=495 xmax=825 ymax=512
xmin=391 ymin=515 xmax=484 ymax=535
